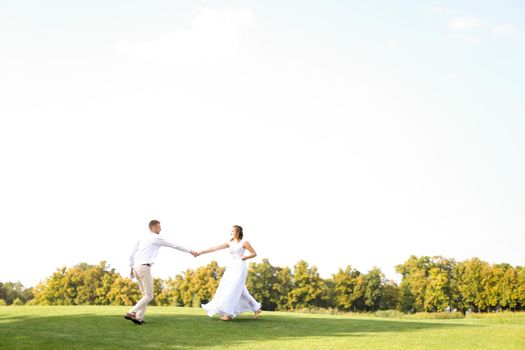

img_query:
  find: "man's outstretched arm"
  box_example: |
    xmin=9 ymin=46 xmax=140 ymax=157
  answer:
xmin=156 ymin=236 xmax=197 ymax=256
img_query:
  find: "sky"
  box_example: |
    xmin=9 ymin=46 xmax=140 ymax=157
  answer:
xmin=1 ymin=1 xmax=524 ymax=287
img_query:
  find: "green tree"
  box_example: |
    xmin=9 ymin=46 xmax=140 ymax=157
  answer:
xmin=287 ymin=260 xmax=330 ymax=310
xmin=396 ymin=256 xmax=431 ymax=312
xmin=454 ymin=258 xmax=489 ymax=312
xmin=32 ymin=261 xmax=119 ymax=305
xmin=156 ymin=275 xmax=184 ymax=306
xmin=398 ymin=282 xmax=416 ymax=313
xmin=498 ymin=265 xmax=519 ymax=310
xmin=362 ymin=267 xmax=385 ymax=311
xmin=107 ymin=275 xmax=141 ymax=306
xmin=332 ymin=266 xmax=363 ymax=311
xmin=517 ymin=266 xmax=525 ymax=310
xmin=274 ymin=266 xmax=294 ymax=311
xmin=424 ymin=257 xmax=454 ymax=312
xmin=173 ymin=261 xmax=225 ymax=307
xmin=397 ymin=256 xmax=455 ymax=312
xmin=246 ymin=259 xmax=280 ymax=311
xmin=0 ymin=281 xmax=33 ymax=305
xmin=380 ymin=280 xmax=400 ymax=310
xmin=176 ymin=269 xmax=195 ymax=306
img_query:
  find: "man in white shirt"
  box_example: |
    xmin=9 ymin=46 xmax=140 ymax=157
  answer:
xmin=125 ymin=219 xmax=197 ymax=324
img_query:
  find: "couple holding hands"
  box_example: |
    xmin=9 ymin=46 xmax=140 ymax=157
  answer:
xmin=125 ymin=220 xmax=261 ymax=324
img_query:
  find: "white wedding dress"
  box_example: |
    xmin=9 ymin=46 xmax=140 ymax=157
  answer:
xmin=202 ymin=239 xmax=261 ymax=318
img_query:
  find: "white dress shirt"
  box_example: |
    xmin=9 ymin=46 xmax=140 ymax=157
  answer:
xmin=129 ymin=232 xmax=189 ymax=267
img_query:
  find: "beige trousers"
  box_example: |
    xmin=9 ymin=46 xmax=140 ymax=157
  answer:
xmin=130 ymin=264 xmax=154 ymax=320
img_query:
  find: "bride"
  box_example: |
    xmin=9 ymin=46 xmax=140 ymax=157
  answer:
xmin=196 ymin=225 xmax=262 ymax=321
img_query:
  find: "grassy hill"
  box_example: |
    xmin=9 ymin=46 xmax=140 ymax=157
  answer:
xmin=1 ymin=306 xmax=524 ymax=349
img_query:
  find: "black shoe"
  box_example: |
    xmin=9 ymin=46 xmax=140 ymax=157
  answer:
xmin=124 ymin=312 xmax=143 ymax=325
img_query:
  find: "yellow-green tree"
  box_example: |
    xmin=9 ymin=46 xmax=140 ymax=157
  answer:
xmin=362 ymin=267 xmax=385 ymax=311
xmin=274 ymin=266 xmax=294 ymax=310
xmin=0 ymin=281 xmax=33 ymax=305
xmin=332 ymin=266 xmax=363 ymax=311
xmin=287 ymin=260 xmax=330 ymax=309
xmin=423 ymin=257 xmax=454 ymax=312
xmin=246 ymin=259 xmax=280 ymax=311
xmin=32 ymin=261 xmax=119 ymax=305
xmin=107 ymin=275 xmax=140 ymax=306
xmin=172 ymin=261 xmax=225 ymax=307
xmin=156 ymin=275 xmax=184 ymax=306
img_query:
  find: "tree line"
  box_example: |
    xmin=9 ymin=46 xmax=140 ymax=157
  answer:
xmin=1 ymin=256 xmax=524 ymax=313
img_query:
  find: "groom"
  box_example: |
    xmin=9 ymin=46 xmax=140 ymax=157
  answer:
xmin=125 ymin=220 xmax=197 ymax=325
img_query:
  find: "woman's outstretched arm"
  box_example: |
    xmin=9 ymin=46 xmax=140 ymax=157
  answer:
xmin=197 ymin=242 xmax=229 ymax=256
xmin=241 ymin=241 xmax=257 ymax=260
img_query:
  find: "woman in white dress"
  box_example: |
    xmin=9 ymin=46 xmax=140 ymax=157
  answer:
xmin=196 ymin=225 xmax=262 ymax=321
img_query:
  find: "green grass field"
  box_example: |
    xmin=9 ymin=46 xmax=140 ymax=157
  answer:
xmin=1 ymin=306 xmax=524 ymax=349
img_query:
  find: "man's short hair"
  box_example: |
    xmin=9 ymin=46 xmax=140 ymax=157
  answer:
xmin=149 ymin=220 xmax=160 ymax=229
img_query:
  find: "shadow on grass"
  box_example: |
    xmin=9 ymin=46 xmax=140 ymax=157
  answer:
xmin=0 ymin=311 xmax=475 ymax=349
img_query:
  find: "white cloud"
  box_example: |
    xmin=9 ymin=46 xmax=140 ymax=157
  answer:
xmin=491 ymin=24 xmax=517 ymax=37
xmin=447 ymin=16 xmax=517 ymax=44
xmin=425 ymin=5 xmax=447 ymax=15
xmin=115 ymin=8 xmax=254 ymax=64
xmin=456 ymin=33 xmax=480 ymax=45
xmin=449 ymin=17 xmax=486 ymax=30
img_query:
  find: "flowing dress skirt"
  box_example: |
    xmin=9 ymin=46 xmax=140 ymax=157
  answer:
xmin=202 ymin=258 xmax=261 ymax=318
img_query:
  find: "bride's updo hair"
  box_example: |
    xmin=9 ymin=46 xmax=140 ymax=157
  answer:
xmin=232 ymin=225 xmax=243 ymax=240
